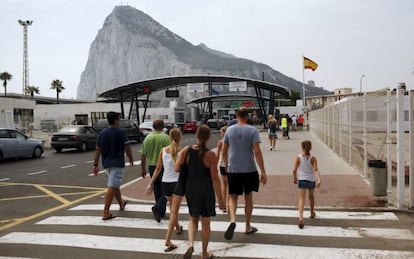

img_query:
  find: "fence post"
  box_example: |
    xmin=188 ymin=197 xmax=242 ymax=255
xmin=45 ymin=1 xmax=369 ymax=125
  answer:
xmin=396 ymin=83 xmax=405 ymax=209
xmin=339 ymin=103 xmax=342 ymax=157
xmin=327 ymin=106 xmax=331 ymax=148
xmin=363 ymin=93 xmax=368 ymax=178
xmin=410 ymin=89 xmax=414 ymax=208
xmin=348 ymin=99 xmax=352 ymax=164
xmin=386 ymin=89 xmax=393 ymax=204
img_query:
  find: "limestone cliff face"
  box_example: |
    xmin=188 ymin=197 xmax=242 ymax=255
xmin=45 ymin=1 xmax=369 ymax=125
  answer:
xmin=77 ymin=5 xmax=330 ymax=101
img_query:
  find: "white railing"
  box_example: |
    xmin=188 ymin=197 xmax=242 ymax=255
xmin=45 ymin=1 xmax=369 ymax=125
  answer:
xmin=308 ymin=86 xmax=413 ymax=209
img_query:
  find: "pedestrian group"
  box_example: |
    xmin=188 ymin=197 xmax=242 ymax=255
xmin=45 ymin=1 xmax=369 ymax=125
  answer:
xmin=92 ymin=108 xmax=321 ymax=259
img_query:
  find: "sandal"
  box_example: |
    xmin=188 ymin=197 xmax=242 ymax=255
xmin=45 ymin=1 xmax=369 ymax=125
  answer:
xmin=102 ymin=214 xmax=116 ymax=220
xmin=224 ymin=222 xmax=236 ymax=240
xmin=164 ymin=244 xmax=177 ymax=252
xmin=202 ymin=252 xmax=215 ymax=259
xmin=183 ymin=246 xmax=194 ymax=259
xmin=310 ymin=212 xmax=316 ymax=218
xmin=245 ymin=227 xmax=258 ymax=235
xmin=175 ymin=225 xmax=183 ymax=235
xmin=298 ymin=220 xmax=304 ymax=229
xmin=120 ymin=200 xmax=128 ymax=211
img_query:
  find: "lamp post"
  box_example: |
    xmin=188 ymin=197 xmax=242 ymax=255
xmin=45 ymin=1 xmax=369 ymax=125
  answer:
xmin=359 ymin=74 xmax=365 ymax=94
xmin=18 ymin=19 xmax=33 ymax=95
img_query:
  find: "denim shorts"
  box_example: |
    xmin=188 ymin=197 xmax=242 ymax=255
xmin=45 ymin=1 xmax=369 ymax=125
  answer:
xmin=298 ymin=180 xmax=316 ymax=190
xmin=106 ymin=167 xmax=124 ymax=188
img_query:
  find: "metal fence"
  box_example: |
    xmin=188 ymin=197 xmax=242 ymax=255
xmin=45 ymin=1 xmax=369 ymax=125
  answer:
xmin=308 ymin=86 xmax=414 ymax=209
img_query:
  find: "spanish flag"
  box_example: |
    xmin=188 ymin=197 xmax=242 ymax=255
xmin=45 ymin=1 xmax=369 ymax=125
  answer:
xmin=303 ymin=56 xmax=318 ymax=71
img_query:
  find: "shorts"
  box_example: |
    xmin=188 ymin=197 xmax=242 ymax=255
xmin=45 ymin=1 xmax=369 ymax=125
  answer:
xmin=106 ymin=167 xmax=124 ymax=188
xmin=298 ymin=180 xmax=316 ymax=189
xmin=227 ymin=171 xmax=259 ymax=195
xmin=162 ymin=182 xmax=178 ymax=197
xmin=219 ymin=166 xmax=227 ymax=176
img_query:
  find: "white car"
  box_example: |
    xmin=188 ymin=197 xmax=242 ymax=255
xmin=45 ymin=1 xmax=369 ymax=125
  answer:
xmin=0 ymin=128 xmax=44 ymax=160
xmin=138 ymin=121 xmax=154 ymax=137
xmin=138 ymin=121 xmax=168 ymax=137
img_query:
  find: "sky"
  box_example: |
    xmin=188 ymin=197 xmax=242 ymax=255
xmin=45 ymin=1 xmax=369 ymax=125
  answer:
xmin=1 ymin=0 xmax=414 ymax=99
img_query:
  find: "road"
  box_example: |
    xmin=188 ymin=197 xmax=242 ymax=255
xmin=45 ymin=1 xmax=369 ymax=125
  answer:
xmin=1 ymin=130 xmax=414 ymax=258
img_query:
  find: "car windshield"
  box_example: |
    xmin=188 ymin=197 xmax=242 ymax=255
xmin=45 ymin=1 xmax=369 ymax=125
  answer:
xmin=58 ymin=127 xmax=81 ymax=133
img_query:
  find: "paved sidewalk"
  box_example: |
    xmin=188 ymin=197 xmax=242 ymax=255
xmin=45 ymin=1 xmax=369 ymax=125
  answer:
xmin=122 ymin=130 xmax=385 ymax=208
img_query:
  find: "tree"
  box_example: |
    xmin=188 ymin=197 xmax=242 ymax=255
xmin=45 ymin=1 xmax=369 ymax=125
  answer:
xmin=50 ymin=79 xmax=65 ymax=104
xmin=0 ymin=72 xmax=12 ymax=97
xmin=26 ymin=86 xmax=40 ymax=98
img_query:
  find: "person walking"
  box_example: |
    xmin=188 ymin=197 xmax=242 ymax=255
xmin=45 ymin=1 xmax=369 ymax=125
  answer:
xmin=216 ymin=125 xmax=229 ymax=212
xmin=146 ymin=128 xmax=184 ymax=252
xmin=267 ymin=115 xmax=278 ymax=150
xmin=222 ymin=107 xmax=267 ymax=241
xmin=292 ymin=140 xmax=321 ymax=229
xmin=281 ymin=114 xmax=289 ymax=139
xmin=141 ymin=119 xmax=170 ymax=222
xmin=176 ymin=125 xmax=225 ymax=259
xmin=92 ymin=112 xmax=133 ymax=220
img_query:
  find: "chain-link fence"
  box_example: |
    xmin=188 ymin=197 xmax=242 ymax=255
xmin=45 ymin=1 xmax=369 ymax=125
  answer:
xmin=309 ymin=87 xmax=414 ymax=209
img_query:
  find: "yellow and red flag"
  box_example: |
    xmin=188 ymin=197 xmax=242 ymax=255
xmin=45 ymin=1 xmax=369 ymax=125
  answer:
xmin=303 ymin=56 xmax=318 ymax=71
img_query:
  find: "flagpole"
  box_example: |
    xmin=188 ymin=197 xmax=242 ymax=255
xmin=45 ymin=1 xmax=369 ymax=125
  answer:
xmin=302 ymin=55 xmax=306 ymax=108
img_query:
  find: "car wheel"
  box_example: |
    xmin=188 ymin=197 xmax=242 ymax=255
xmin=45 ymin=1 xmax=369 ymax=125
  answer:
xmin=55 ymin=147 xmax=62 ymax=153
xmin=79 ymin=142 xmax=87 ymax=152
xmin=32 ymin=146 xmax=43 ymax=158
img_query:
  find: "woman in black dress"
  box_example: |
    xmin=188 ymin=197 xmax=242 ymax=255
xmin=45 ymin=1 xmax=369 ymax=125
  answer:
xmin=175 ymin=125 xmax=225 ymax=259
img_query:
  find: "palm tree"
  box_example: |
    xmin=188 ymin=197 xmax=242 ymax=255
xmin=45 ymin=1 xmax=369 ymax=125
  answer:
xmin=26 ymin=86 xmax=40 ymax=98
xmin=50 ymin=79 xmax=65 ymax=104
xmin=0 ymin=72 xmax=12 ymax=96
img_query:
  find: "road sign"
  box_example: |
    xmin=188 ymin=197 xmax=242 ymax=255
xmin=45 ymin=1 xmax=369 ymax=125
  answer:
xmin=229 ymin=81 xmax=247 ymax=92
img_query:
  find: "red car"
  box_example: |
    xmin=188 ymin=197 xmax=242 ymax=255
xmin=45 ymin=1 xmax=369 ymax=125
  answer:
xmin=182 ymin=121 xmax=199 ymax=133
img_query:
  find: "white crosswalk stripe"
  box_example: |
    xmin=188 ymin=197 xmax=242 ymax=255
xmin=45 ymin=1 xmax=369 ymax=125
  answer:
xmin=0 ymin=203 xmax=413 ymax=258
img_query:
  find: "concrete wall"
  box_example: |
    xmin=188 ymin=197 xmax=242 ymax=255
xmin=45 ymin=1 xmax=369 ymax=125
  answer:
xmin=0 ymin=97 xmax=36 ymax=128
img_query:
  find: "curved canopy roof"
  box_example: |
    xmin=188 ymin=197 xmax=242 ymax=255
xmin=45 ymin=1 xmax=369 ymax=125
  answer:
xmin=98 ymin=75 xmax=290 ymax=100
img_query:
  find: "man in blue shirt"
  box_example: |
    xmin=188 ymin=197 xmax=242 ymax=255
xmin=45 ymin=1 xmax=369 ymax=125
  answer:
xmin=93 ymin=112 xmax=134 ymax=220
xmin=222 ymin=107 xmax=267 ymax=240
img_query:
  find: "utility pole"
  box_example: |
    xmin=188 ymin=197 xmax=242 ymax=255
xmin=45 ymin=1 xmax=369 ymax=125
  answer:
xmin=18 ymin=19 xmax=33 ymax=95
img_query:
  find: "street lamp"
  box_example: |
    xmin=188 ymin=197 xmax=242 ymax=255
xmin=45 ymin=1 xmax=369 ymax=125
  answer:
xmin=18 ymin=19 xmax=33 ymax=95
xmin=359 ymin=74 xmax=365 ymax=93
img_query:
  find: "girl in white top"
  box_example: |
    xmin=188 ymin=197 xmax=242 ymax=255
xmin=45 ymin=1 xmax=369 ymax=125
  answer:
xmin=292 ymin=140 xmax=321 ymax=229
xmin=216 ymin=125 xmax=229 ymax=212
xmin=146 ymin=128 xmax=183 ymax=252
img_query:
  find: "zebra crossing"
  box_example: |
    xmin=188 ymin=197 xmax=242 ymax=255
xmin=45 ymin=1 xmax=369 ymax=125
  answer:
xmin=0 ymin=202 xmax=413 ymax=259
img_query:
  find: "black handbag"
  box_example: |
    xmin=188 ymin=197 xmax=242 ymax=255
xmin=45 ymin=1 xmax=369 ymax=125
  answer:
xmin=174 ymin=146 xmax=190 ymax=196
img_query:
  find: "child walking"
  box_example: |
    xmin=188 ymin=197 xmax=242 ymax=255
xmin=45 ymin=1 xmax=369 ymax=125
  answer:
xmin=216 ymin=125 xmax=229 ymax=212
xmin=292 ymin=140 xmax=321 ymax=229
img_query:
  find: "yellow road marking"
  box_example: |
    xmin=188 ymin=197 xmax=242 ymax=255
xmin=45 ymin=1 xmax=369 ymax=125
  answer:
xmin=35 ymin=185 xmax=71 ymax=205
xmin=0 ymin=191 xmax=102 ymax=202
xmin=0 ymin=190 xmax=106 ymax=232
xmin=0 ymin=182 xmax=105 ymax=190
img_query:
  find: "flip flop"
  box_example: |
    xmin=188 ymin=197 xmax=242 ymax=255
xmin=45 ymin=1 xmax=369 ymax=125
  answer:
xmin=245 ymin=227 xmax=258 ymax=235
xmin=203 ymin=252 xmax=215 ymax=259
xmin=175 ymin=225 xmax=183 ymax=235
xmin=183 ymin=246 xmax=194 ymax=259
xmin=102 ymin=214 xmax=116 ymax=221
xmin=310 ymin=212 xmax=316 ymax=218
xmin=224 ymin=222 xmax=236 ymax=240
xmin=164 ymin=244 xmax=177 ymax=252
xmin=120 ymin=200 xmax=128 ymax=211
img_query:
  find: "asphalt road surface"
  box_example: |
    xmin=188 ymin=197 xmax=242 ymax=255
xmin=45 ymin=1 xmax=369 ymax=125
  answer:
xmin=1 ymin=130 xmax=414 ymax=258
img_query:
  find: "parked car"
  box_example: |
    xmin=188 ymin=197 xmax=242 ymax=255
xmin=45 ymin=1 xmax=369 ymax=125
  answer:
xmin=165 ymin=123 xmax=179 ymax=135
xmin=138 ymin=121 xmax=168 ymax=137
xmin=51 ymin=125 xmax=98 ymax=153
xmin=182 ymin=121 xmax=199 ymax=133
xmin=95 ymin=119 xmax=143 ymax=143
xmin=0 ymin=128 xmax=44 ymax=160
xmin=206 ymin=119 xmax=225 ymax=129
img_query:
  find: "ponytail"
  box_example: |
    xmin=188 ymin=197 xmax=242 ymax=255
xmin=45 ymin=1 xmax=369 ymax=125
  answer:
xmin=196 ymin=125 xmax=211 ymax=159
xmin=169 ymin=128 xmax=182 ymax=162
xmin=301 ymin=140 xmax=312 ymax=156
